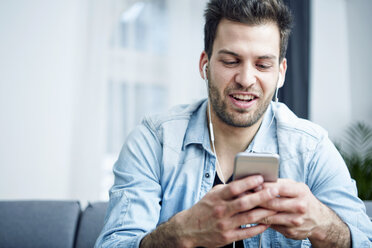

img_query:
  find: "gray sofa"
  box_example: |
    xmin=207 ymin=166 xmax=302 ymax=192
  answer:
xmin=0 ymin=200 xmax=371 ymax=248
xmin=0 ymin=201 xmax=108 ymax=248
xmin=365 ymin=201 xmax=372 ymax=221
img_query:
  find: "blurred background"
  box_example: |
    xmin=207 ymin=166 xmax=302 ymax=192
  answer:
xmin=0 ymin=0 xmax=371 ymax=204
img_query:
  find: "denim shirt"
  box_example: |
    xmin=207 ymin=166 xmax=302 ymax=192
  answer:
xmin=95 ymin=99 xmax=372 ymax=248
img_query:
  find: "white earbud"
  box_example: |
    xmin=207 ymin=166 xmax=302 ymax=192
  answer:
xmin=274 ymin=74 xmax=281 ymax=103
xmin=203 ymin=64 xmax=208 ymax=84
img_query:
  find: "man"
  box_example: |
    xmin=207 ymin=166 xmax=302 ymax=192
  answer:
xmin=95 ymin=0 xmax=372 ymax=247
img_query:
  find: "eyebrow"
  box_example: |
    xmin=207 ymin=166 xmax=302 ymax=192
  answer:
xmin=257 ymin=55 xmax=277 ymax=60
xmin=217 ymin=49 xmax=277 ymax=60
xmin=218 ymin=49 xmax=240 ymax=57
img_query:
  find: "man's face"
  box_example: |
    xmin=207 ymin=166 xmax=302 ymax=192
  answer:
xmin=206 ymin=19 xmax=286 ymax=128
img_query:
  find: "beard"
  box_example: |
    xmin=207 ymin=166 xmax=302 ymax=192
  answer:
xmin=208 ymin=82 xmax=274 ymax=128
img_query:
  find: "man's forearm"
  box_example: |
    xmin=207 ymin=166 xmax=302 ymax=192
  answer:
xmin=140 ymin=213 xmax=192 ymax=248
xmin=310 ymin=205 xmax=351 ymax=248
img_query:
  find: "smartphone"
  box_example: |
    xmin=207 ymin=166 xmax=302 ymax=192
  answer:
xmin=233 ymin=152 xmax=279 ymax=182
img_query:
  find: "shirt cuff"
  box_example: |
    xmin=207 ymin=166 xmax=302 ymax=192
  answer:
xmin=347 ymin=223 xmax=372 ymax=248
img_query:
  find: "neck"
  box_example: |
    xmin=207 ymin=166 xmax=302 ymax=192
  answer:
xmin=211 ymin=113 xmax=263 ymax=155
xmin=207 ymin=107 xmax=265 ymax=181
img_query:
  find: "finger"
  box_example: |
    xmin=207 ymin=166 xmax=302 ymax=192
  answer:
xmin=253 ymin=185 xmax=263 ymax=192
xmin=232 ymin=224 xmax=270 ymax=241
xmin=263 ymin=180 xmax=309 ymax=198
xmin=258 ymin=212 xmax=304 ymax=227
xmin=270 ymin=225 xmax=310 ymax=240
xmin=261 ymin=197 xmax=308 ymax=214
xmin=217 ymin=224 xmax=269 ymax=245
xmin=228 ymin=187 xmax=279 ymax=214
xmin=220 ymin=175 xmax=264 ymax=200
xmin=232 ymin=208 xmax=277 ymax=227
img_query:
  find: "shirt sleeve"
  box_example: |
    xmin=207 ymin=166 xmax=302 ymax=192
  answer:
xmin=307 ymin=136 xmax=372 ymax=247
xmin=95 ymin=120 xmax=163 ymax=248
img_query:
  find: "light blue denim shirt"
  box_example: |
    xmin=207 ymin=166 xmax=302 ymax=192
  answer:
xmin=95 ymin=99 xmax=372 ymax=248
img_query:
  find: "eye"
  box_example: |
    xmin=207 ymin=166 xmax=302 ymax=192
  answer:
xmin=222 ymin=60 xmax=239 ymax=66
xmin=256 ymin=64 xmax=272 ymax=70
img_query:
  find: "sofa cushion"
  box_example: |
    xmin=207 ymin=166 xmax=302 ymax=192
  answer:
xmin=0 ymin=200 xmax=80 ymax=248
xmin=75 ymin=201 xmax=108 ymax=248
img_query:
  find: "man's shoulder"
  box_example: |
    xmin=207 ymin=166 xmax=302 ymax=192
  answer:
xmin=142 ymin=99 xmax=206 ymax=129
xmin=137 ymin=99 xmax=206 ymax=147
xmin=274 ymin=102 xmax=327 ymax=140
xmin=274 ymin=103 xmax=329 ymax=159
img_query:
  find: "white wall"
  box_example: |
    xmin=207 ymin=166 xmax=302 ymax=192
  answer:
xmin=310 ymin=0 xmax=372 ymax=140
xmin=168 ymin=0 xmax=207 ymax=107
xmin=0 ymin=0 xmax=87 ymax=200
xmin=0 ymin=0 xmax=207 ymax=202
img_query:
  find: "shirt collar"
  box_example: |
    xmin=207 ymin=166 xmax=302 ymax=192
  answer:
xmin=183 ymin=99 xmax=278 ymax=155
xmin=247 ymin=102 xmax=279 ymax=154
xmin=183 ymin=99 xmax=212 ymax=152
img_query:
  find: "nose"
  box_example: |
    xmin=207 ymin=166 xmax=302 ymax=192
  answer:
xmin=234 ymin=64 xmax=257 ymax=88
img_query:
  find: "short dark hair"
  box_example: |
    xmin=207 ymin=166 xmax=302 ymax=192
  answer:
xmin=204 ymin=0 xmax=293 ymax=62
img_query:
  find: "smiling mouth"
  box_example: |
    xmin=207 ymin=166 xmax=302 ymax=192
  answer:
xmin=231 ymin=94 xmax=257 ymax=102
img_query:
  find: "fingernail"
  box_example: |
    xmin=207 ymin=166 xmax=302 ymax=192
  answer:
xmin=256 ymin=176 xmax=264 ymax=184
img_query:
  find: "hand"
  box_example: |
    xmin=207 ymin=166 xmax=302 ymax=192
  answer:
xmin=173 ymin=175 xmax=279 ymax=248
xmin=258 ymin=179 xmax=350 ymax=247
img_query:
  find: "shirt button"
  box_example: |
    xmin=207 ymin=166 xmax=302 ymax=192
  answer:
xmin=205 ymin=173 xmax=210 ymax=178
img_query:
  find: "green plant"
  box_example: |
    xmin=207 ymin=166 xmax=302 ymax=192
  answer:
xmin=336 ymin=122 xmax=372 ymax=200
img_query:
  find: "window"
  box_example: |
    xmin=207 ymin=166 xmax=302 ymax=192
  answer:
xmin=96 ymin=0 xmax=207 ymax=200
xmin=101 ymin=0 xmax=170 ymax=199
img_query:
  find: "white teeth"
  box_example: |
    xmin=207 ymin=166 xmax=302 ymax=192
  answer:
xmin=233 ymin=94 xmax=255 ymax=101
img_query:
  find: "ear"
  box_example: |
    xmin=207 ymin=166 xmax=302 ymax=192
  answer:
xmin=278 ymin=58 xmax=287 ymax=88
xmin=199 ymin=51 xmax=209 ymax=80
